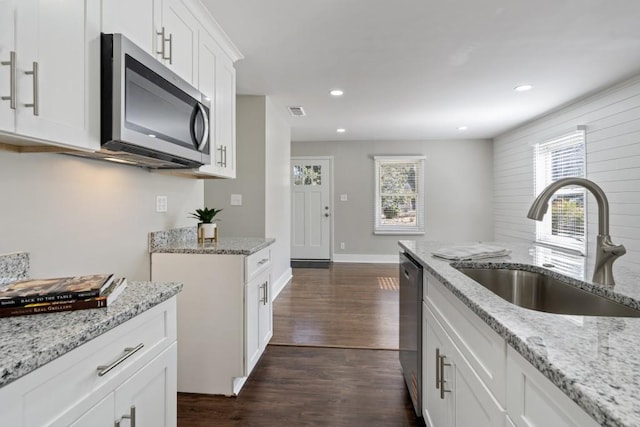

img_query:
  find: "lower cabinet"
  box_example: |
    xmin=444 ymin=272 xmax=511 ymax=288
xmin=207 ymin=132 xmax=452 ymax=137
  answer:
xmin=423 ymin=302 xmax=504 ymax=427
xmin=0 ymin=298 xmax=178 ymax=427
xmin=422 ymin=272 xmax=599 ymax=427
xmin=151 ymin=245 xmax=273 ymax=395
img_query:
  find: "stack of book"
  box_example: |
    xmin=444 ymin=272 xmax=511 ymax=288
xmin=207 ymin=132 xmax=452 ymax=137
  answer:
xmin=0 ymin=273 xmax=127 ymax=318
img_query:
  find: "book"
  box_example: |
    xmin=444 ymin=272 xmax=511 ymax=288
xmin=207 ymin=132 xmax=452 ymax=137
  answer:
xmin=0 ymin=273 xmax=114 ymax=308
xmin=0 ymin=278 xmax=127 ymax=318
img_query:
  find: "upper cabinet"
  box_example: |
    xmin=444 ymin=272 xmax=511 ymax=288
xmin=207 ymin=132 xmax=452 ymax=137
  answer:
xmin=102 ymin=0 xmax=242 ymax=178
xmin=0 ymin=0 xmax=100 ymax=151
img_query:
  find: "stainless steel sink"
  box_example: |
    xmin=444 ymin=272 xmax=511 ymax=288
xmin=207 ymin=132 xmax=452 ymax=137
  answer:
xmin=456 ymin=267 xmax=640 ymax=317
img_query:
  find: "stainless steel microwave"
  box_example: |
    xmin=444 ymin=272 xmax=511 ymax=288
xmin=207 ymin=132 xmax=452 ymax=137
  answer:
xmin=100 ymin=33 xmax=210 ymax=169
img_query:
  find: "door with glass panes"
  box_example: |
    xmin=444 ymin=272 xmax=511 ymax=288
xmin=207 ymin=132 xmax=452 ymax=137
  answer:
xmin=291 ymin=158 xmax=331 ymax=260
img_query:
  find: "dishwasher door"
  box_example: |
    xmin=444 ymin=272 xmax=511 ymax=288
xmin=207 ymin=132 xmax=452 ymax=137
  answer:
xmin=399 ymin=251 xmax=423 ymax=418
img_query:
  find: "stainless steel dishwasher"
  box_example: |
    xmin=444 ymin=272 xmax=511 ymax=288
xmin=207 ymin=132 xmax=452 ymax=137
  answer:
xmin=399 ymin=251 xmax=423 ymax=418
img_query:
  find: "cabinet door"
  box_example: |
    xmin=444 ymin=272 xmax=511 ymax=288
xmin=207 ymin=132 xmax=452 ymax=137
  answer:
xmin=245 ymin=276 xmax=261 ymax=375
xmin=0 ymin=0 xmax=15 ymax=132
xmin=115 ymin=343 xmax=177 ymax=427
xmin=214 ymin=52 xmax=236 ymax=177
xmin=423 ymin=304 xmax=455 ymax=426
xmin=15 ymin=0 xmax=100 ymax=150
xmin=102 ymin=0 xmax=161 ymax=55
xmin=69 ymin=394 xmax=115 ymax=427
xmin=161 ymin=0 xmax=198 ymax=85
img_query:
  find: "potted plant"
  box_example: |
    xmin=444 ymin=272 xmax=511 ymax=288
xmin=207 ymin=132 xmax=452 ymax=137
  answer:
xmin=189 ymin=207 xmax=223 ymax=240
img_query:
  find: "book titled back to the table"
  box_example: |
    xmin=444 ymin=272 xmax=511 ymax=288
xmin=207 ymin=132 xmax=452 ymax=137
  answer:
xmin=0 ymin=278 xmax=127 ymax=318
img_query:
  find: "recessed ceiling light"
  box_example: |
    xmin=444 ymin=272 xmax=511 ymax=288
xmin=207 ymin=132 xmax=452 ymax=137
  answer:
xmin=457 ymin=126 xmax=468 ymax=131
xmin=336 ymin=128 xmax=346 ymax=133
xmin=330 ymin=89 xmax=344 ymax=97
xmin=514 ymin=84 xmax=533 ymax=92
xmin=148 ymin=134 xmax=156 ymax=138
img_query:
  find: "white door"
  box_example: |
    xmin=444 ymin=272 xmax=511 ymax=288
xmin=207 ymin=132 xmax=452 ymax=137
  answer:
xmin=291 ymin=158 xmax=332 ymax=260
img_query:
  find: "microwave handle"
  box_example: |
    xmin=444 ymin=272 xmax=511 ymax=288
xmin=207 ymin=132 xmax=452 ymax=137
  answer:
xmin=191 ymin=102 xmax=209 ymax=152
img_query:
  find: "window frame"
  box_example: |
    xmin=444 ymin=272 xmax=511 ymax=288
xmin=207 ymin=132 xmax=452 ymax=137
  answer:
xmin=533 ymin=127 xmax=587 ymax=254
xmin=373 ymin=155 xmax=426 ymax=235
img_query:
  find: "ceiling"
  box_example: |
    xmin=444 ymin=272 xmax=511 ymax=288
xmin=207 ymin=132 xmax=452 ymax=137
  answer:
xmin=202 ymin=0 xmax=640 ymax=142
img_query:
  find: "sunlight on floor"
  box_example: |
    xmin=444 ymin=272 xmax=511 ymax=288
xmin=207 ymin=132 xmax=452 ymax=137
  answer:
xmin=378 ymin=276 xmax=399 ymax=291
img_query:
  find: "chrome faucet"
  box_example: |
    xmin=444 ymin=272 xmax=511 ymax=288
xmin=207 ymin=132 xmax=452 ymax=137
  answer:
xmin=527 ymin=177 xmax=626 ymax=286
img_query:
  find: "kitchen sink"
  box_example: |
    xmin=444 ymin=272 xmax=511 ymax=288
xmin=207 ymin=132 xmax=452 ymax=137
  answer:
xmin=455 ymin=267 xmax=640 ymax=317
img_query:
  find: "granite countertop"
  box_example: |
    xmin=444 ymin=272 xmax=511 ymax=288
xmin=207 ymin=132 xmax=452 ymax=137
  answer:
xmin=0 ymin=280 xmax=182 ymax=388
xmin=399 ymin=240 xmax=640 ymax=427
xmin=149 ymin=226 xmax=275 ymax=255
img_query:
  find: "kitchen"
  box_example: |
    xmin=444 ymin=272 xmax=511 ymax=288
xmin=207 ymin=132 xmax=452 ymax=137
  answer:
xmin=1 ymin=0 xmax=640 ymax=426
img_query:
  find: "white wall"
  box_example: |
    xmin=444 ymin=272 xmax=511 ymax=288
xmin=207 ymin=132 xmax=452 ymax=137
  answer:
xmin=204 ymin=95 xmax=292 ymax=293
xmin=0 ymin=151 xmax=203 ymax=279
xmin=291 ymin=139 xmax=494 ymax=260
xmin=494 ymin=74 xmax=640 ymax=266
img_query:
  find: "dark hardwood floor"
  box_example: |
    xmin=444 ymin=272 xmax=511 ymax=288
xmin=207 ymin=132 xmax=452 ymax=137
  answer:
xmin=178 ymin=263 xmax=421 ymax=426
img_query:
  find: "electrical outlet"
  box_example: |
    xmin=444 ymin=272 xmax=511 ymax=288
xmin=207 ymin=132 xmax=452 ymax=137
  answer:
xmin=340 ymin=194 xmax=348 ymax=201
xmin=230 ymin=194 xmax=242 ymax=206
xmin=156 ymin=195 xmax=168 ymax=212
xmin=340 ymin=242 xmax=345 ymax=250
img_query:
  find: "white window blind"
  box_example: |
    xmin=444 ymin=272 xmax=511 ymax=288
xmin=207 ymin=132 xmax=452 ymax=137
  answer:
xmin=533 ymin=127 xmax=586 ymax=254
xmin=374 ymin=156 xmax=425 ymax=235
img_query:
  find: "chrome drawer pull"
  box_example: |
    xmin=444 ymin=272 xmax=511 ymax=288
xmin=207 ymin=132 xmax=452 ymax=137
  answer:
xmin=97 ymin=343 xmax=144 ymax=377
xmin=1 ymin=51 xmax=16 ymax=109
xmin=257 ymin=258 xmax=269 ymax=265
xmin=435 ymin=348 xmax=440 ymax=389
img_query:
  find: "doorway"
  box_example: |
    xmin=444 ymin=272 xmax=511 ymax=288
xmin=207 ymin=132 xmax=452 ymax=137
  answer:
xmin=291 ymin=157 xmax=333 ymax=262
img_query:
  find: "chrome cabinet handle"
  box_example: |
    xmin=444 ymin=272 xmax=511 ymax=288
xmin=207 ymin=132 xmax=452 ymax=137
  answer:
xmin=264 ymin=281 xmax=268 ymax=305
xmin=260 ymin=282 xmax=268 ymax=304
xmin=1 ymin=51 xmax=16 ymax=109
xmin=97 ymin=343 xmax=144 ymax=377
xmin=115 ymin=405 xmax=136 ymax=427
xmin=217 ymin=145 xmax=227 ymax=167
xmin=258 ymin=258 xmax=269 ymax=265
xmin=24 ymin=61 xmax=38 ymax=116
xmin=439 ymin=353 xmax=451 ymax=399
xmin=156 ymin=27 xmax=172 ymax=62
xmin=196 ymin=102 xmax=209 ymax=151
xmin=435 ymin=348 xmax=440 ymax=389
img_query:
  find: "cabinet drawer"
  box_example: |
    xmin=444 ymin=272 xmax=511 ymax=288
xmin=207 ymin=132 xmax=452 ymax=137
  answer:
xmin=245 ymin=246 xmax=271 ymax=283
xmin=424 ymin=272 xmax=507 ymax=406
xmin=21 ymin=299 xmax=176 ymax=427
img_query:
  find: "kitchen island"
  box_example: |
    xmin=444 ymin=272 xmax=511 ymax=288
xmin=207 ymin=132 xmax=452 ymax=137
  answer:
xmin=400 ymin=240 xmax=640 ymax=427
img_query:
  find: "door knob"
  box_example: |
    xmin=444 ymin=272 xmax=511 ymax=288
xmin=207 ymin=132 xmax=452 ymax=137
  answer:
xmin=324 ymin=213 xmax=330 ymax=217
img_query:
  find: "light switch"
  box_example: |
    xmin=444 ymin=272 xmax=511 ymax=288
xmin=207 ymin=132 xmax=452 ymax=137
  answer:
xmin=340 ymin=194 xmax=348 ymax=201
xmin=230 ymin=194 xmax=242 ymax=206
xmin=156 ymin=195 xmax=168 ymax=212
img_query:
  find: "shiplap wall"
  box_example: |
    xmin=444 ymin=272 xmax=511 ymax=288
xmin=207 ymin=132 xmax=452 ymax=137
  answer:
xmin=494 ymin=74 xmax=640 ymax=266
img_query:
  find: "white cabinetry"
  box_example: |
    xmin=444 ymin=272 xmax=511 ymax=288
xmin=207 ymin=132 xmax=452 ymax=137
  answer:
xmin=422 ymin=271 xmax=600 ymax=427
xmin=0 ymin=298 xmax=178 ymax=427
xmin=0 ymin=0 xmax=100 ymax=151
xmin=101 ymin=0 xmax=161 ymax=55
xmin=422 ymin=301 xmax=505 ymax=427
xmin=151 ymin=245 xmax=273 ymax=395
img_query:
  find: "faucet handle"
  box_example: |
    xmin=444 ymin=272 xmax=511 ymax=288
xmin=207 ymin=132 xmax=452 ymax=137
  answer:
xmin=604 ymin=244 xmax=626 ymax=256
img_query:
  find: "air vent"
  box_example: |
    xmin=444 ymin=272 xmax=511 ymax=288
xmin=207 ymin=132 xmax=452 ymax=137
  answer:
xmin=287 ymin=106 xmax=306 ymax=117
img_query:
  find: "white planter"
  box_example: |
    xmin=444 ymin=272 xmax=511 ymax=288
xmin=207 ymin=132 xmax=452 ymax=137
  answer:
xmin=198 ymin=223 xmax=217 ymax=240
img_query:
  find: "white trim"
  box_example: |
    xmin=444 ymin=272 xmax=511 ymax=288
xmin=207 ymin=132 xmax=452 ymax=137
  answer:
xmin=271 ymin=267 xmax=292 ymax=300
xmin=333 ymin=254 xmax=399 ymax=263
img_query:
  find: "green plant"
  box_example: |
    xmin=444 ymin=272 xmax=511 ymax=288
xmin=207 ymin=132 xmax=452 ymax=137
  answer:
xmin=189 ymin=207 xmax=223 ymax=223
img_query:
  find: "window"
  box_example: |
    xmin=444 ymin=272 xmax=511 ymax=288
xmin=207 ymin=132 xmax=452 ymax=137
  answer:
xmin=533 ymin=127 xmax=586 ymax=253
xmin=374 ymin=156 xmax=425 ymax=235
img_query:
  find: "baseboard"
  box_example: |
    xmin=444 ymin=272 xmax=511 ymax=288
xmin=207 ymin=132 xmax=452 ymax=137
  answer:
xmin=271 ymin=267 xmax=292 ymax=300
xmin=332 ymin=254 xmax=399 ymax=263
